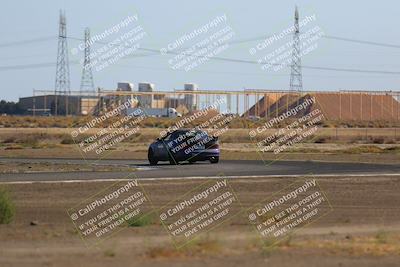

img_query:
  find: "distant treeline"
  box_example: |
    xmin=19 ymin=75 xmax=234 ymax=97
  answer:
xmin=0 ymin=100 xmax=24 ymax=115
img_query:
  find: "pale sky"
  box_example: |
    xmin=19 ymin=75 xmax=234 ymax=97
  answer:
xmin=0 ymin=0 xmax=399 ymax=101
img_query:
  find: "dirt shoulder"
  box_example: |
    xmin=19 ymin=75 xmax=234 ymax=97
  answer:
xmin=0 ymin=146 xmax=399 ymax=165
xmin=0 ymin=162 xmax=136 ymax=173
xmin=1 ymin=176 xmax=399 ymax=267
xmin=0 ymin=127 xmax=399 ymax=164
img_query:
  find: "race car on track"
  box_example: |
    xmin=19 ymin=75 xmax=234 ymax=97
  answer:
xmin=147 ymin=129 xmax=219 ymax=165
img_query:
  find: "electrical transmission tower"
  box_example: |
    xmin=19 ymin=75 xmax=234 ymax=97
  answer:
xmin=289 ymin=6 xmax=303 ymax=92
xmin=55 ymin=10 xmax=70 ymax=95
xmin=80 ymin=27 xmax=95 ymax=92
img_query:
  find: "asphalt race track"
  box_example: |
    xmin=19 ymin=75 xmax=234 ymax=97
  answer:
xmin=0 ymin=158 xmax=399 ymax=183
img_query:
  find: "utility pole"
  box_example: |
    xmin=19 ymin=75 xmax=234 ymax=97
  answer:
xmin=55 ymin=10 xmax=70 ymax=115
xmin=80 ymin=27 xmax=95 ymax=92
xmin=289 ymin=6 xmax=303 ymax=92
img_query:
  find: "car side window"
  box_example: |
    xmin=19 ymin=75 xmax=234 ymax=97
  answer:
xmin=170 ymin=133 xmax=181 ymax=144
xmin=163 ymin=134 xmax=171 ymax=141
xmin=173 ymin=132 xmax=187 ymax=143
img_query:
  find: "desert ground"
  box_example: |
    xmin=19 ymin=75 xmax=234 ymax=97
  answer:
xmin=1 ymin=175 xmax=400 ymax=267
xmin=0 ymin=126 xmax=399 ymax=266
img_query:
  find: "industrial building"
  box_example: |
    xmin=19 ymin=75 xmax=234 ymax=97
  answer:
xmin=19 ymin=82 xmax=199 ymax=116
xmin=18 ymin=94 xmax=98 ymax=116
xmin=19 ymin=85 xmax=400 ymax=122
xmin=134 ymin=82 xmax=198 ymax=111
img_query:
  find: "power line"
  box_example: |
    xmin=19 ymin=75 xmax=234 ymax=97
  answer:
xmin=1 ymin=47 xmax=399 ymax=76
xmin=0 ymin=27 xmax=399 ymax=51
xmin=1 ymin=33 xmax=400 ymax=75
xmin=138 ymin=47 xmax=400 ymax=75
xmin=67 ymin=31 xmax=400 ymax=62
xmin=322 ymin=35 xmax=400 ymax=49
xmin=1 ymin=32 xmax=399 ymax=56
xmin=0 ymin=36 xmax=55 ymax=48
xmin=0 ymin=62 xmax=56 ymax=71
xmin=64 ymin=35 xmax=400 ymax=76
xmin=1 ymin=60 xmax=399 ymax=79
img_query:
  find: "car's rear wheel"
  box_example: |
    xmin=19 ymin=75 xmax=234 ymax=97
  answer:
xmin=209 ymin=156 xmax=219 ymax=164
xmin=148 ymin=149 xmax=158 ymax=165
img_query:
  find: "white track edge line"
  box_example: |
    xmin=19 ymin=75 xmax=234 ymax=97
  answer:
xmin=1 ymin=173 xmax=400 ymax=185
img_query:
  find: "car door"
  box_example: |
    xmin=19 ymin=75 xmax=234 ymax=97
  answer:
xmin=156 ymin=134 xmax=172 ymax=161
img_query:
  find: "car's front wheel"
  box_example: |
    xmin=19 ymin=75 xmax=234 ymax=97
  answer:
xmin=209 ymin=156 xmax=219 ymax=164
xmin=148 ymin=149 xmax=158 ymax=165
